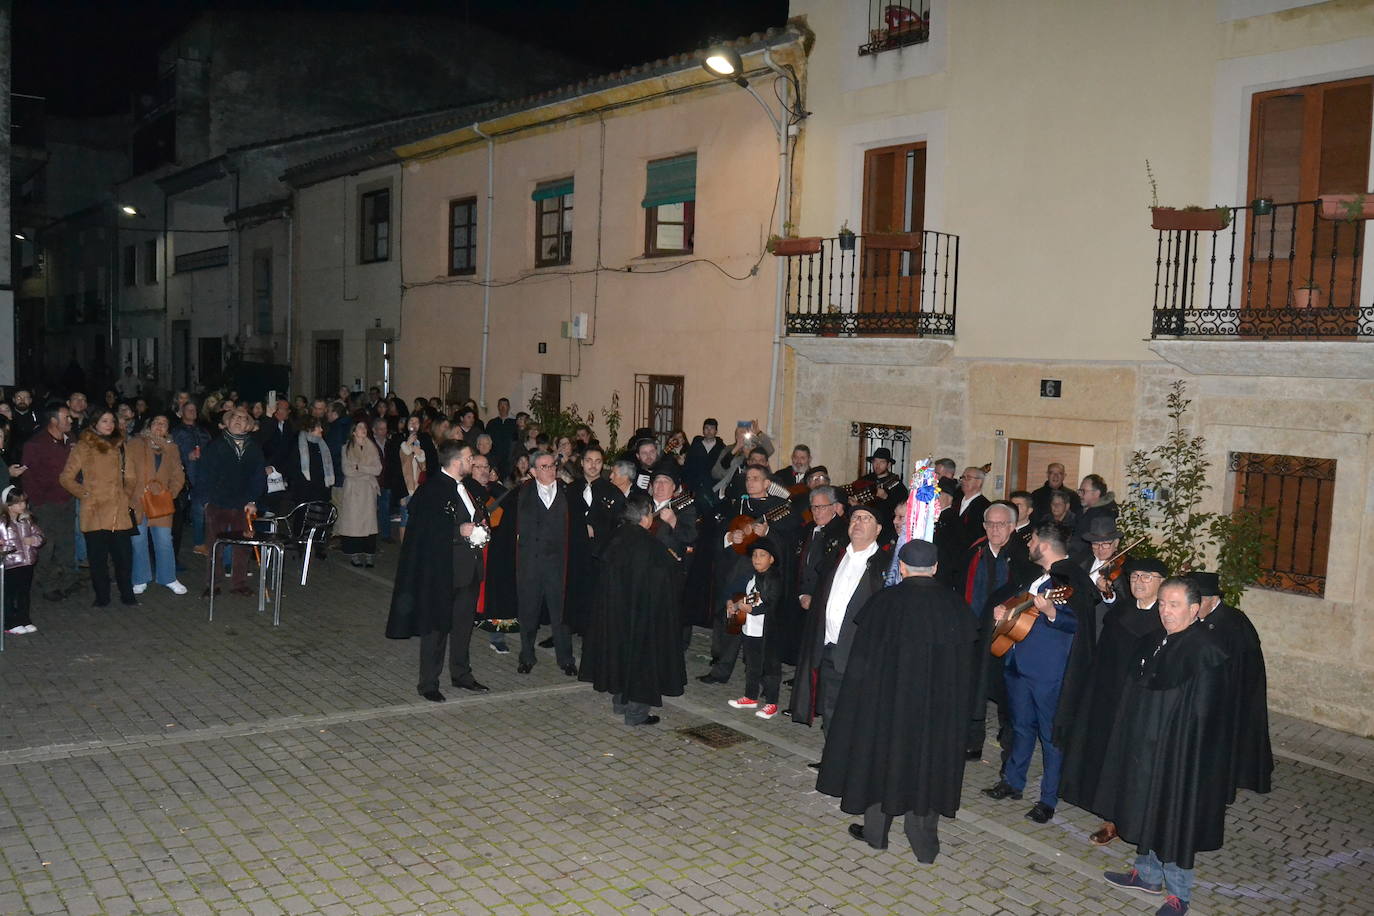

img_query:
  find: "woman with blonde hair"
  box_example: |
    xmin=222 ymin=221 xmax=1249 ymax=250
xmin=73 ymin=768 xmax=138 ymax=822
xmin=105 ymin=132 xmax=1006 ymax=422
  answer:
xmin=59 ymin=408 xmax=138 ymax=607
xmin=338 ymin=420 xmax=382 ymax=567
xmin=128 ymin=414 xmax=188 ymax=595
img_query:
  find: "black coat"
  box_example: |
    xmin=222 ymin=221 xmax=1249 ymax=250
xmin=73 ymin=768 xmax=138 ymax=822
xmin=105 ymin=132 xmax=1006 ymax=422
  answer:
xmin=1204 ymin=602 xmax=1273 ymax=799
xmin=860 ymin=472 xmax=907 ymax=543
xmin=1059 ymin=600 xmax=1165 ymax=816
xmin=1043 ymin=557 xmax=1101 ymax=747
xmin=579 ymin=523 xmax=687 ymax=706
xmin=817 ymin=577 xmax=975 ymax=818
xmin=952 ymin=493 xmax=991 ymax=550
xmin=1091 ymin=622 xmax=1233 ymax=869
xmin=480 ymin=480 xmax=518 ymax=619
xmin=1030 ymin=482 xmax=1081 ymax=525
xmin=788 ymin=544 xmax=891 ymax=726
xmin=385 ymin=472 xmax=483 ymax=638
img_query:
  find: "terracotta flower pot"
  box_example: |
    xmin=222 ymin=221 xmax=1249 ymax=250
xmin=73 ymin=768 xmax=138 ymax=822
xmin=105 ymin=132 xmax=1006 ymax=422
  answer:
xmin=769 ymin=236 xmax=823 ymax=257
xmin=1151 ymin=207 xmax=1230 ymax=232
xmin=1318 ymin=194 xmax=1374 ymax=221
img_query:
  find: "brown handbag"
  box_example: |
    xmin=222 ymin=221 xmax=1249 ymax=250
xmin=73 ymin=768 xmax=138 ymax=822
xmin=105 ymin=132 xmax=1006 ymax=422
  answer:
xmin=141 ymin=482 xmax=176 ymax=519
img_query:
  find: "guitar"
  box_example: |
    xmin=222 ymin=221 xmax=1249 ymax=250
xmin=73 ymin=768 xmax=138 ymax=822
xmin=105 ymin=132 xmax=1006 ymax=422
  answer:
xmin=988 ymin=585 xmax=1074 ymax=657
xmin=727 ymin=502 xmax=795 ymax=555
xmin=802 ymin=485 xmax=877 ymax=526
xmin=725 ymin=590 xmax=763 ymax=636
xmin=649 ymin=493 xmax=696 ymax=534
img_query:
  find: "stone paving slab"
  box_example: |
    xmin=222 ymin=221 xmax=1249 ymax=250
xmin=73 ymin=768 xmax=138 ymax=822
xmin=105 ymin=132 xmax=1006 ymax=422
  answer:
xmin=0 ymin=548 xmax=1371 ymax=914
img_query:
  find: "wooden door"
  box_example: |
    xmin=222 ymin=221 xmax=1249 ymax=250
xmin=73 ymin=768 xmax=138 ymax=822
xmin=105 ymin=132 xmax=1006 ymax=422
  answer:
xmin=860 ymin=142 xmax=925 ymax=316
xmin=1246 ymin=77 xmax=1371 ymax=328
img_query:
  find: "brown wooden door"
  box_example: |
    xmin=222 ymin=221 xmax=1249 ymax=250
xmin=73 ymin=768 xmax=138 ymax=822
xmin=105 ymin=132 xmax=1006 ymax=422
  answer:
xmin=860 ymin=142 xmax=925 ymax=316
xmin=1246 ymin=77 xmax=1371 ymax=329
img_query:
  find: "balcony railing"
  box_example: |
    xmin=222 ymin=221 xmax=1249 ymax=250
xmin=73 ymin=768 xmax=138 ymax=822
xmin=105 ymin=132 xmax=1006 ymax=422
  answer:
xmin=174 ymin=246 xmax=229 ymax=274
xmin=782 ymin=231 xmax=958 ymax=338
xmin=859 ymin=1 xmax=931 ymax=56
xmin=1151 ymin=200 xmax=1373 ymax=339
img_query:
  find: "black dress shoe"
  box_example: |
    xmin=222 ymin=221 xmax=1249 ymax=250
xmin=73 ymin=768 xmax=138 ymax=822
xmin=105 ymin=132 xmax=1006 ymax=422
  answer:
xmin=696 ymin=673 xmax=725 ymax=684
xmin=516 ymin=662 xmax=533 ymax=674
xmin=965 ymin=748 xmax=984 ymax=761
xmin=538 ymin=636 xmax=555 ymax=649
xmin=451 ymin=679 xmax=490 ymax=692
xmin=807 ymin=762 xmax=821 ymax=771
xmin=848 ymin=823 xmax=887 ymax=849
xmin=982 ymin=781 xmax=1023 ymax=801
xmin=562 ymin=663 xmax=578 ymax=677
xmin=92 ymin=599 xmax=111 ymax=608
xmin=421 ymin=690 xmax=446 ymax=703
xmin=630 ymin=715 xmax=660 ymax=726
xmin=1025 ymin=802 xmax=1055 ymax=823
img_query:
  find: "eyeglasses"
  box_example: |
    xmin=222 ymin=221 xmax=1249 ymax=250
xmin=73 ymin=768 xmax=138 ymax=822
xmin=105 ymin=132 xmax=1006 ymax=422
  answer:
xmin=1129 ymin=573 xmax=1162 ymax=582
xmin=811 ymin=502 xmax=835 ymax=510
xmin=983 ymin=521 xmax=1013 ymax=528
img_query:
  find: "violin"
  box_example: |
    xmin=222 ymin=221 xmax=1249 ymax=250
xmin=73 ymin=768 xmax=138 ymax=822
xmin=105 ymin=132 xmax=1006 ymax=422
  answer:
xmin=1092 ymin=535 xmax=1148 ymax=598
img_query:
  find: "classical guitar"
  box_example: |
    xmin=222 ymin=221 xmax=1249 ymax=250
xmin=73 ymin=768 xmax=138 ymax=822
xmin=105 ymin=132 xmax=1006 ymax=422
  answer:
xmin=726 ymin=501 xmax=795 ymax=555
xmin=989 ymin=585 xmax=1074 ymax=657
xmin=725 ymin=590 xmax=763 ymax=636
xmin=649 ymin=493 xmax=696 ymax=534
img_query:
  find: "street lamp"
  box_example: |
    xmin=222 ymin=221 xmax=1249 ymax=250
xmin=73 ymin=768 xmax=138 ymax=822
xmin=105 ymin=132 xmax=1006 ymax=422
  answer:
xmin=702 ymin=46 xmax=746 ymax=86
xmin=120 ymin=204 xmax=141 ymax=216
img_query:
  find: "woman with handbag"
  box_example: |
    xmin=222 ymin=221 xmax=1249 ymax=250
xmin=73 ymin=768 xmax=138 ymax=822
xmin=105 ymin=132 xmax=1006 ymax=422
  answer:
xmin=128 ymin=414 xmax=188 ymax=595
xmin=58 ymin=408 xmax=139 ymax=607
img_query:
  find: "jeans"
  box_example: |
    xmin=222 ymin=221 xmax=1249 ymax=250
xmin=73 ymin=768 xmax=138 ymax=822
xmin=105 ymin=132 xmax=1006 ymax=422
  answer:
xmin=1135 ymin=850 xmax=1195 ymax=902
xmin=130 ymin=523 xmax=177 ymax=586
xmin=612 ymin=694 xmax=651 ymax=725
xmin=376 ymin=489 xmax=391 ymax=540
xmin=189 ymin=498 xmax=206 ymax=547
xmin=73 ymin=499 xmax=87 ymax=566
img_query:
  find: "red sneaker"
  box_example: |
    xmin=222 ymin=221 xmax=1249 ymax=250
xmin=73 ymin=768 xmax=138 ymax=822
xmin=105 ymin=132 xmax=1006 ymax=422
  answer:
xmin=755 ymin=704 xmax=780 ymax=719
xmin=728 ymin=696 xmax=759 ymax=709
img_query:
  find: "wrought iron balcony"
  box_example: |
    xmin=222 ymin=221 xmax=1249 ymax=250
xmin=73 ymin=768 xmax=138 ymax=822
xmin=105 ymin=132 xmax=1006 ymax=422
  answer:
xmin=781 ymin=231 xmax=958 ymax=338
xmin=859 ymin=1 xmax=931 ymax=56
xmin=1151 ymin=199 xmax=1373 ymax=339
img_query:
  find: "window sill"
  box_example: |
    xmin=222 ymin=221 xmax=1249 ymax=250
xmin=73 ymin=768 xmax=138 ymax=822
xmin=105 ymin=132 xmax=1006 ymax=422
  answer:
xmin=627 ymin=252 xmax=697 ymax=268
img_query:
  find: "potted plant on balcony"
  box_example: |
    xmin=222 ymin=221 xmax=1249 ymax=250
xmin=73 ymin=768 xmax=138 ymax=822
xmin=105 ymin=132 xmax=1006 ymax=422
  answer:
xmin=1146 ymin=160 xmax=1231 ymax=232
xmin=837 ymin=221 xmax=856 ymax=251
xmin=767 ymin=222 xmax=822 ymax=257
xmin=1318 ymin=192 xmax=1374 ymax=221
xmin=820 ymin=304 xmax=841 ymax=337
xmin=1292 ymin=280 xmax=1322 ymax=309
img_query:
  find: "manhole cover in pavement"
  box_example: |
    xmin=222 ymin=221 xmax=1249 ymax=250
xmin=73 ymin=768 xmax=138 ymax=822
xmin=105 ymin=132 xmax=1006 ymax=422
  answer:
xmin=676 ymin=723 xmax=753 ymax=748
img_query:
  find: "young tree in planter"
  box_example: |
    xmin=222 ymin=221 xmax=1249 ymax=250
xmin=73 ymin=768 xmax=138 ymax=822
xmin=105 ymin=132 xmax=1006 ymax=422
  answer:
xmin=1117 ymin=380 xmax=1272 ymax=604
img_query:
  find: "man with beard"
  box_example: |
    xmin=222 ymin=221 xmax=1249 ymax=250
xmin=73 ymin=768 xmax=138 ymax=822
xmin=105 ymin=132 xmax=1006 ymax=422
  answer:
xmin=579 ymin=491 xmax=686 ymax=726
xmin=515 ymin=450 xmax=577 ymax=676
xmin=684 ymin=418 xmax=725 ymax=506
xmin=9 ymin=389 xmax=39 ymax=447
xmin=960 ymin=501 xmax=1029 ymax=763
xmin=1030 ymin=462 xmax=1080 ymax=525
xmin=982 ymin=523 xmax=1097 ymax=824
xmin=788 ymin=505 xmax=889 ymax=731
xmin=699 ymin=465 xmax=796 ymax=685
xmin=773 ymin=444 xmax=812 ymax=489
xmin=385 ymin=441 xmax=489 ymax=701
xmin=817 ymin=539 xmax=974 ymax=864
xmin=1098 ymin=578 xmax=1232 ymax=916
xmin=1060 ymin=556 xmax=1167 ymax=847
xmin=1194 ymin=572 xmax=1272 ymax=801
xmin=631 ymin=437 xmax=659 ymax=493
xmin=859 ymin=448 xmax=907 ymax=544
xmin=566 ymin=446 xmax=621 ymax=639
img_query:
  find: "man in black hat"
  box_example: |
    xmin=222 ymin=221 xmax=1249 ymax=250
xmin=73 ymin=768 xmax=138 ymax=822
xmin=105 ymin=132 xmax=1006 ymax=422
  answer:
xmin=816 ymin=538 xmax=975 ymax=864
xmin=1061 ymin=555 xmax=1167 ymax=846
xmin=647 ymin=460 xmax=697 ymax=559
xmin=1079 ymin=516 xmax=1130 ymax=638
xmin=1194 ymin=571 xmax=1272 ymax=800
xmin=859 ymin=448 xmax=907 ymax=543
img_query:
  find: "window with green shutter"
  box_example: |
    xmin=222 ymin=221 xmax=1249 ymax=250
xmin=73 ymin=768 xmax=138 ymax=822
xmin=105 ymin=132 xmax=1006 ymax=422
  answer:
xmin=643 ymin=154 xmax=696 ymax=256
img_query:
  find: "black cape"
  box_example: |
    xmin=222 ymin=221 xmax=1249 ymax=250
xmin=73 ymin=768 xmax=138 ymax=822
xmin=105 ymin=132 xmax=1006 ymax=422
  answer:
xmin=579 ymin=523 xmax=687 ymax=706
xmin=816 ymin=577 xmax=975 ymax=817
xmin=1204 ymin=602 xmax=1273 ymax=799
xmin=1091 ymin=622 xmax=1233 ymax=868
xmin=1045 ymin=557 xmax=1102 ymax=748
xmin=385 ymin=473 xmax=460 ymax=638
xmin=1059 ymin=600 xmax=1165 ymax=816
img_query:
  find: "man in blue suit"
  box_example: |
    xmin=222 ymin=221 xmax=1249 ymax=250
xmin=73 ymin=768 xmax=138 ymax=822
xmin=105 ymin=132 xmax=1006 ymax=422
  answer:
xmin=981 ymin=523 xmax=1096 ymax=823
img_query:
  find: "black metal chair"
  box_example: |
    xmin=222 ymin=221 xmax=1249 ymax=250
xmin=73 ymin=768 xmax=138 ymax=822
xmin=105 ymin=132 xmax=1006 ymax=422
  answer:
xmin=261 ymin=501 xmax=337 ymax=586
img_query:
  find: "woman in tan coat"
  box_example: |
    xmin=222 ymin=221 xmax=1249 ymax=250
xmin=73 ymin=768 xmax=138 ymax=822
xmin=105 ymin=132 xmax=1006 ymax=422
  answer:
xmin=338 ymin=420 xmax=382 ymax=567
xmin=128 ymin=414 xmax=188 ymax=595
xmin=59 ymin=409 xmax=138 ymax=606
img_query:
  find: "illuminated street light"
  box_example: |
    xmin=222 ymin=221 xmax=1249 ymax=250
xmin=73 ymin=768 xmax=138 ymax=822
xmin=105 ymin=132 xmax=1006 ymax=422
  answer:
xmin=13 ymin=233 xmax=25 ymax=241
xmin=121 ymin=204 xmax=141 ymax=216
xmin=702 ymin=45 xmax=746 ymax=87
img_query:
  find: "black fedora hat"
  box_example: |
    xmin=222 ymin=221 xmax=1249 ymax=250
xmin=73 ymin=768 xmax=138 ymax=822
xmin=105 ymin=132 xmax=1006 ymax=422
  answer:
xmin=1079 ymin=516 xmax=1122 ymax=542
xmin=868 ymin=447 xmax=894 ymax=463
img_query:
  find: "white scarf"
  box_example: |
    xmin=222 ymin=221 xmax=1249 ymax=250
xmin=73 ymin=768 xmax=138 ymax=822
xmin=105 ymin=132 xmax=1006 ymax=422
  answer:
xmin=298 ymin=433 xmax=335 ymax=486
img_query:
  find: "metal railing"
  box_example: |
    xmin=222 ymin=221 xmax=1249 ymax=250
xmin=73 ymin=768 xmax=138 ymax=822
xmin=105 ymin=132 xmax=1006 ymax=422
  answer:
xmin=859 ymin=1 xmax=931 ymax=56
xmin=782 ymin=232 xmax=958 ymax=338
xmin=1151 ymin=200 xmax=1373 ymax=339
xmin=174 ymin=246 xmax=229 ymax=274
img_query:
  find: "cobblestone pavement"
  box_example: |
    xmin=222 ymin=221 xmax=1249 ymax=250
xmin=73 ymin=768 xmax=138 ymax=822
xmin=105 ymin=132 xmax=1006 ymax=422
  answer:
xmin=1 ymin=547 xmax=1371 ymax=915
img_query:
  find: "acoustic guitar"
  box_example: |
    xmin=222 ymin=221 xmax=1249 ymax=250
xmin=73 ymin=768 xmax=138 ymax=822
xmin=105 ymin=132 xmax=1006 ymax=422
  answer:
xmin=649 ymin=493 xmax=696 ymax=533
xmin=988 ymin=585 xmax=1074 ymax=657
xmin=726 ymin=502 xmax=795 ymax=555
xmin=725 ymin=590 xmax=763 ymax=636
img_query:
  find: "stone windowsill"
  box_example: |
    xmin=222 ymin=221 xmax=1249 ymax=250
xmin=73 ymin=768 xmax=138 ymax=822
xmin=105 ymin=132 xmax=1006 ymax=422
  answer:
xmin=1149 ymin=339 xmax=1374 ymax=379
xmin=786 ymin=336 xmax=954 ymax=367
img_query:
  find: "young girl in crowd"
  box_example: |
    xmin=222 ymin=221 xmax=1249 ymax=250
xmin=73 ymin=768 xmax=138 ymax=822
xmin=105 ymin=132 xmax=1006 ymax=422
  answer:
xmin=1 ymin=486 xmax=45 ymax=635
xmin=726 ymin=538 xmax=784 ymax=720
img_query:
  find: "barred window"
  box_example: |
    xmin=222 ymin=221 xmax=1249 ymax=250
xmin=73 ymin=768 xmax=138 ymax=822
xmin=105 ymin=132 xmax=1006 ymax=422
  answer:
xmin=1230 ymin=451 xmax=1336 ymax=597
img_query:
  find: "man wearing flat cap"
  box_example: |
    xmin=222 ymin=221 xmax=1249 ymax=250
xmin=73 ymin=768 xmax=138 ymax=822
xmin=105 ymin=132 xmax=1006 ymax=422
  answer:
xmin=789 ymin=503 xmax=890 ymax=729
xmin=816 ymin=539 xmax=975 ymax=864
xmin=1195 ymin=572 xmax=1273 ymax=801
xmin=859 ymin=447 xmax=907 ymax=544
xmin=1061 ymin=555 xmax=1168 ymax=846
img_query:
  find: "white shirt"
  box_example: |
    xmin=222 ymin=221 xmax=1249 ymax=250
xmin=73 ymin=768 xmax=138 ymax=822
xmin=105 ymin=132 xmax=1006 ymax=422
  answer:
xmin=824 ymin=542 xmax=879 ymax=645
xmin=1029 ymin=572 xmax=1052 ymax=595
xmin=958 ymin=494 xmax=977 ymax=516
xmin=443 ymin=469 xmax=477 ymax=519
xmin=1088 ymin=557 xmax=1117 ymax=603
xmin=537 ymin=480 xmax=557 ymax=509
xmin=741 ymin=575 xmax=764 ymax=637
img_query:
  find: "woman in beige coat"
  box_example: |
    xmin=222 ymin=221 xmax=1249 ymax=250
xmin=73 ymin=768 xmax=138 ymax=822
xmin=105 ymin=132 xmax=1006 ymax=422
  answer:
xmin=59 ymin=409 xmax=138 ymax=606
xmin=338 ymin=420 xmax=382 ymax=567
xmin=128 ymin=414 xmax=188 ymax=595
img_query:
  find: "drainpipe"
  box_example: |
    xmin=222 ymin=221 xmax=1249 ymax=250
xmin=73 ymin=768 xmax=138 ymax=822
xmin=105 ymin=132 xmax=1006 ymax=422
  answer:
xmin=285 ymin=207 xmax=294 ymax=393
xmin=472 ymin=122 xmax=495 ymax=413
xmin=762 ymin=48 xmax=792 ymax=434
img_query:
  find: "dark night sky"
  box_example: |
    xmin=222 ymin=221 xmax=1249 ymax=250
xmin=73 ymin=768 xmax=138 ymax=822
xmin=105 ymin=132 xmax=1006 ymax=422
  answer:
xmin=14 ymin=0 xmax=791 ymax=117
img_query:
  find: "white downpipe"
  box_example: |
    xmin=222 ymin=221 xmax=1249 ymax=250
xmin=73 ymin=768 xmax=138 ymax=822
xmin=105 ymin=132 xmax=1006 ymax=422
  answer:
xmin=762 ymin=49 xmax=791 ymax=434
xmin=472 ymin=123 xmax=495 ymax=412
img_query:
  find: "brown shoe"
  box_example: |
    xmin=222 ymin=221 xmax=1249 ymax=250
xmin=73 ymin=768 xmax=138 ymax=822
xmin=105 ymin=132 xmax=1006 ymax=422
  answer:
xmin=192 ymin=545 xmax=209 ymax=556
xmin=1090 ymin=822 xmax=1118 ymax=846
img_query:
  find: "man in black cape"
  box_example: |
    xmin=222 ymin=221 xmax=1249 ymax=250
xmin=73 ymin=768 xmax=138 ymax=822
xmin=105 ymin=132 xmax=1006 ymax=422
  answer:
xmin=1097 ymin=577 xmax=1233 ymax=915
xmin=384 ymin=441 xmax=490 ymax=701
xmin=579 ymin=491 xmax=687 ymax=726
xmin=817 ymin=539 xmax=974 ymax=864
xmin=1194 ymin=571 xmax=1273 ymax=800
